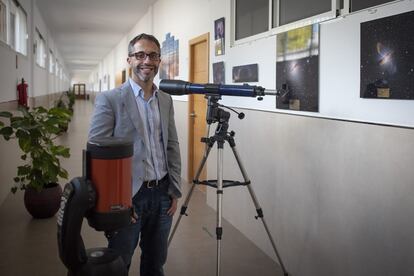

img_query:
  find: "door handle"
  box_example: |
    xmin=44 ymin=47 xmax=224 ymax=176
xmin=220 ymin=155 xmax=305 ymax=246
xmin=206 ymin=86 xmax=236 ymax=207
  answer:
xmin=189 ymin=112 xmax=196 ymax=118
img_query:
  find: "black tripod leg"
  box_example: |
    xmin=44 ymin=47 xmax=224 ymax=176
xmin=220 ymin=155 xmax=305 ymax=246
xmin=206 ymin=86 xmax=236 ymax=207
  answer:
xmin=216 ymin=147 xmax=224 ymax=276
xmin=168 ymin=143 xmax=214 ymax=246
xmin=231 ymin=145 xmax=290 ymax=276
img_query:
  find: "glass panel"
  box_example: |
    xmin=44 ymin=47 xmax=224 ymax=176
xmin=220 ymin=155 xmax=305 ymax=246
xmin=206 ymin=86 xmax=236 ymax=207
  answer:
xmin=272 ymin=0 xmax=277 ymax=28
xmin=0 ymin=2 xmax=6 ymax=42
xmin=235 ymin=0 xmax=269 ymax=40
xmin=17 ymin=8 xmax=27 ymax=55
xmin=351 ymin=0 xmax=394 ymax=12
xmin=279 ymin=0 xmax=331 ymax=26
xmin=49 ymin=51 xmax=54 ymax=73
xmin=9 ymin=12 xmax=15 ymax=49
xmin=35 ymin=30 xmax=46 ymax=67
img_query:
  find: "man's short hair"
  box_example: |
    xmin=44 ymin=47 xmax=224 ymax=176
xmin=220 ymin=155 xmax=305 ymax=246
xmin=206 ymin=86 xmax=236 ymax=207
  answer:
xmin=128 ymin=33 xmax=161 ymax=55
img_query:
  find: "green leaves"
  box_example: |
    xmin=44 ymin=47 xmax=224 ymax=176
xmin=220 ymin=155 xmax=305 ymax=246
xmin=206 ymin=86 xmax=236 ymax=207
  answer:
xmin=0 ymin=111 xmax=12 ymax=118
xmin=18 ymin=165 xmax=31 ymax=176
xmin=16 ymin=130 xmax=31 ymax=152
xmin=51 ymin=145 xmax=70 ymax=158
xmin=0 ymin=126 xmax=13 ymax=140
xmin=0 ymin=104 xmax=73 ymax=193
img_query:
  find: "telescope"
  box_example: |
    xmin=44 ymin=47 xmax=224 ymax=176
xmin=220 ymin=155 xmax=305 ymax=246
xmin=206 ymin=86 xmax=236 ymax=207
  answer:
xmin=163 ymin=81 xmax=291 ymax=276
xmin=159 ymin=79 xmax=278 ymax=99
xmin=58 ymin=137 xmax=133 ymax=276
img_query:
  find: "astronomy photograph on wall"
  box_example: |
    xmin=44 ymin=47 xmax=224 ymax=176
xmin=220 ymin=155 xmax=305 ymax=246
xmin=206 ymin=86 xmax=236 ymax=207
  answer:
xmin=276 ymin=24 xmax=319 ymax=112
xmin=160 ymin=33 xmax=179 ymax=80
xmin=214 ymin=17 xmax=225 ymax=56
xmin=232 ymin=64 xmax=258 ymax=83
xmin=213 ymin=61 xmax=225 ymax=84
xmin=360 ymin=10 xmax=414 ymax=99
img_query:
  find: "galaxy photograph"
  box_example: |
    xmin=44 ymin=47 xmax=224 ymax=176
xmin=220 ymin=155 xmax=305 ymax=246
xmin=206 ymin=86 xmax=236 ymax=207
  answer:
xmin=276 ymin=24 xmax=319 ymax=112
xmin=360 ymin=10 xmax=414 ymax=99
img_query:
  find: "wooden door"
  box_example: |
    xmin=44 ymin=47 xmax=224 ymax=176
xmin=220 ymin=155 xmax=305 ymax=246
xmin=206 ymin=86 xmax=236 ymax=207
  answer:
xmin=188 ymin=33 xmax=209 ymax=188
xmin=115 ymin=71 xmax=123 ymax=87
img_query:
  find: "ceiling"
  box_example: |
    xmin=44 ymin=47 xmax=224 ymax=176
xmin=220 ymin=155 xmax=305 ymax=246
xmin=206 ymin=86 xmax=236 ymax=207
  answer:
xmin=36 ymin=0 xmax=157 ymax=80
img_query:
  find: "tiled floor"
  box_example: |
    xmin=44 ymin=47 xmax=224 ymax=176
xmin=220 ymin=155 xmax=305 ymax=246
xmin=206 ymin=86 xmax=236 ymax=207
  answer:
xmin=0 ymin=100 xmax=283 ymax=276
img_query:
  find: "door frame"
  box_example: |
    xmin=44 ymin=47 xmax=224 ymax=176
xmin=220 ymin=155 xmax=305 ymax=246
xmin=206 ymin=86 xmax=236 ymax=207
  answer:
xmin=188 ymin=33 xmax=210 ymax=182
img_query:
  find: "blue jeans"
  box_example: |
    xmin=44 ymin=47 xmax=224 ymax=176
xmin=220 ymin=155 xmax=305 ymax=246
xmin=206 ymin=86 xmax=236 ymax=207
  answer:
xmin=106 ymin=179 xmax=173 ymax=276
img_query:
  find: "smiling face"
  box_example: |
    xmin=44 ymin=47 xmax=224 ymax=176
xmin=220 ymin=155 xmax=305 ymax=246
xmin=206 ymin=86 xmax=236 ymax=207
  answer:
xmin=127 ymin=38 xmax=161 ymax=85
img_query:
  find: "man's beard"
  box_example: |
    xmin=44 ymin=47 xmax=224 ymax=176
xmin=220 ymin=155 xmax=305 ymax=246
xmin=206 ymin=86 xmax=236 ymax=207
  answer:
xmin=134 ymin=66 xmax=158 ymax=82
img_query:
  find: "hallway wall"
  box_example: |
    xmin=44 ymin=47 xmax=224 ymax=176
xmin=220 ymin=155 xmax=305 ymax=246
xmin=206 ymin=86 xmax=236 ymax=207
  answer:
xmin=0 ymin=0 xmax=70 ymax=104
xmin=205 ymin=109 xmax=414 ymax=276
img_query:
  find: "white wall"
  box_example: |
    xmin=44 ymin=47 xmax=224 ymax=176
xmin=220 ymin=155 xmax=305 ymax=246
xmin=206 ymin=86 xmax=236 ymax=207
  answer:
xmin=204 ymin=109 xmax=414 ymax=276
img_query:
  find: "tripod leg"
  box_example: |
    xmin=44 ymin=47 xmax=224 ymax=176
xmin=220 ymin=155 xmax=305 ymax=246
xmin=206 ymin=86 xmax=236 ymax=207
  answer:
xmin=231 ymin=146 xmax=289 ymax=276
xmin=216 ymin=147 xmax=224 ymax=276
xmin=168 ymin=144 xmax=214 ymax=246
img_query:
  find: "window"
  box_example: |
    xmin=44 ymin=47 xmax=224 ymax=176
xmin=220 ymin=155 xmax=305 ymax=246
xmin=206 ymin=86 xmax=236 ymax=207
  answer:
xmin=350 ymin=0 xmax=395 ymax=12
xmin=0 ymin=1 xmax=6 ymax=43
xmin=55 ymin=60 xmax=59 ymax=76
xmin=9 ymin=9 xmax=15 ymax=49
xmin=235 ymin=0 xmax=269 ymax=40
xmin=234 ymin=0 xmax=338 ymax=42
xmin=35 ymin=29 xmax=46 ymax=68
xmin=49 ymin=50 xmax=54 ymax=73
xmin=15 ymin=5 xmax=27 ymax=55
xmin=275 ymin=0 xmax=331 ymax=26
xmin=8 ymin=0 xmax=27 ymax=55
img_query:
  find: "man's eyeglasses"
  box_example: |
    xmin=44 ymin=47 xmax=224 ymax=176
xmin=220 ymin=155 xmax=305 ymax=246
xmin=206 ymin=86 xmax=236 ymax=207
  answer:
xmin=129 ymin=51 xmax=161 ymax=61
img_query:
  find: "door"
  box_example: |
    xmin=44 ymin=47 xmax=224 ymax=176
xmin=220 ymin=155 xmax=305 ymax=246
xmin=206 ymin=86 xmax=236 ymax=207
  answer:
xmin=73 ymin=84 xmax=86 ymax=99
xmin=115 ymin=71 xmax=123 ymax=87
xmin=188 ymin=33 xmax=209 ymax=187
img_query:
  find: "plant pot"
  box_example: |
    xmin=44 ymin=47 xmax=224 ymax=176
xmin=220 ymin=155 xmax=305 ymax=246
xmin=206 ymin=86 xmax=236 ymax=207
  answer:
xmin=24 ymin=184 xmax=63 ymax=219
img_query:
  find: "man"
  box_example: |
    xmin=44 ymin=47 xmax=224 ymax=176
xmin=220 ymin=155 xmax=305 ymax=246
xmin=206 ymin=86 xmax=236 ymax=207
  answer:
xmin=88 ymin=33 xmax=181 ymax=276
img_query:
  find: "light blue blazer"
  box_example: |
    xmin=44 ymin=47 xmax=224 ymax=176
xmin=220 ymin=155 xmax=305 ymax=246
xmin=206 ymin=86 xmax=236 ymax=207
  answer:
xmin=88 ymin=81 xmax=181 ymax=198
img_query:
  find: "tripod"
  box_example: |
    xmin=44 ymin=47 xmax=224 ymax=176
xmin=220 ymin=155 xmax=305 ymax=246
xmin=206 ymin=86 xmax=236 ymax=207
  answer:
xmin=168 ymin=95 xmax=289 ymax=276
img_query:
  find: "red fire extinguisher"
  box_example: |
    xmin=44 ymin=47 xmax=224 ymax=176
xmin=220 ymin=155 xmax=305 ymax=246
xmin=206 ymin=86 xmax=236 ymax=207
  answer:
xmin=17 ymin=78 xmax=28 ymax=108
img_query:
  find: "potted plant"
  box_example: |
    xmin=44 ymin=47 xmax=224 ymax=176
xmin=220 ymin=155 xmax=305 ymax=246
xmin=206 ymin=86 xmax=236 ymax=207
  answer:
xmin=66 ymin=90 xmax=75 ymax=112
xmin=0 ymin=106 xmax=72 ymax=218
xmin=55 ymin=91 xmax=75 ymax=133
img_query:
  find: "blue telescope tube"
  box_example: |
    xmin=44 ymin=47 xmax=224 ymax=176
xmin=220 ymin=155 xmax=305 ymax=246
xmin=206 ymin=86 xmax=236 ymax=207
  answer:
xmin=159 ymin=79 xmax=266 ymax=98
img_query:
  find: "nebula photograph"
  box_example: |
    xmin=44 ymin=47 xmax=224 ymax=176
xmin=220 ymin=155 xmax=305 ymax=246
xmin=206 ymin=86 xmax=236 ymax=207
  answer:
xmin=276 ymin=24 xmax=319 ymax=112
xmin=360 ymin=10 xmax=414 ymax=99
xmin=232 ymin=64 xmax=258 ymax=83
xmin=213 ymin=61 xmax=225 ymax=84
